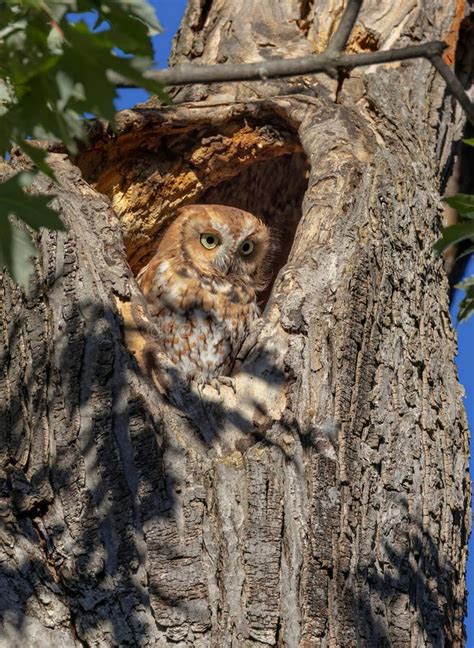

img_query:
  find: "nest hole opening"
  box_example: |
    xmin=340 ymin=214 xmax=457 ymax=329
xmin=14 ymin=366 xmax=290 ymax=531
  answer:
xmin=129 ymin=147 xmax=309 ymax=310
xmin=77 ymin=117 xmax=309 ymax=310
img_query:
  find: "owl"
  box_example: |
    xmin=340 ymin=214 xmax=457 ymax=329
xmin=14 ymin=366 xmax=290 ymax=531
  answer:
xmin=137 ymin=204 xmax=272 ymax=385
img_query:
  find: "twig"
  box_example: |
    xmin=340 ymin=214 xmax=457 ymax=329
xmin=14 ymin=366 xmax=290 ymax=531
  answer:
xmin=326 ymin=0 xmax=364 ymax=53
xmin=111 ymin=41 xmax=446 ymax=87
xmin=429 ymin=55 xmax=474 ymax=126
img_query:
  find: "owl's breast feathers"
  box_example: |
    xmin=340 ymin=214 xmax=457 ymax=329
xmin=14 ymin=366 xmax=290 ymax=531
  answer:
xmin=138 ymin=257 xmax=259 ymax=380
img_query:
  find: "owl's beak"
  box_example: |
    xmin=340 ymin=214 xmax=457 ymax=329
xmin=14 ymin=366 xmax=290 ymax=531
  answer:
xmin=215 ymin=254 xmax=231 ymax=274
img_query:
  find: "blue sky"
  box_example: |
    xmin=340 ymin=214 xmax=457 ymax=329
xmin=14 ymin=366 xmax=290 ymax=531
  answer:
xmin=111 ymin=0 xmax=474 ymax=639
xmin=114 ymin=0 xmax=187 ymax=110
xmin=451 ymin=258 xmax=474 ymax=644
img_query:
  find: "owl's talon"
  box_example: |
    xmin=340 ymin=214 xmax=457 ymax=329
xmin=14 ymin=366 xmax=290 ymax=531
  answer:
xmin=210 ymin=378 xmax=221 ymax=394
xmin=192 ymin=376 xmax=236 ymax=396
xmin=217 ymin=376 xmax=236 ymax=393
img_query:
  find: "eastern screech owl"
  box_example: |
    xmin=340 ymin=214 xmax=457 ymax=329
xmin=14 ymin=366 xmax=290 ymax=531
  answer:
xmin=137 ymin=204 xmax=272 ymax=383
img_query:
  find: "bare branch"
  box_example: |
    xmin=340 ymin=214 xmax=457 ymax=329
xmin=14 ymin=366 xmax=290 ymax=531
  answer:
xmin=326 ymin=0 xmax=364 ymax=53
xmin=110 ymin=39 xmax=474 ymax=128
xmin=429 ymin=55 xmax=474 ymax=126
xmin=111 ymin=41 xmax=446 ymax=88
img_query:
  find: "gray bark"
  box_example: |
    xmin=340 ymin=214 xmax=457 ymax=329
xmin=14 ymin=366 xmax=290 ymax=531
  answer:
xmin=0 ymin=1 xmax=470 ymax=647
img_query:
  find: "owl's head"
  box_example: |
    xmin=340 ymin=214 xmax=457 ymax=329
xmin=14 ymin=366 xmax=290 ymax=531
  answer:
xmin=161 ymin=204 xmax=273 ymax=289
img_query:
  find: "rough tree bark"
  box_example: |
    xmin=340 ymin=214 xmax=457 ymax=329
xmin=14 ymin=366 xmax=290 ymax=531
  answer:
xmin=0 ymin=1 xmax=471 ymax=646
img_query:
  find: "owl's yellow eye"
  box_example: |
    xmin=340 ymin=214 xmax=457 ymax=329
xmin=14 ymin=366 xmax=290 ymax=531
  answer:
xmin=240 ymin=240 xmax=254 ymax=256
xmin=200 ymin=233 xmax=220 ymax=249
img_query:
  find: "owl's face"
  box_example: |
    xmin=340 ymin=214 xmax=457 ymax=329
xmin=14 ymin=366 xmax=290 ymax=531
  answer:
xmin=159 ymin=204 xmax=272 ymax=289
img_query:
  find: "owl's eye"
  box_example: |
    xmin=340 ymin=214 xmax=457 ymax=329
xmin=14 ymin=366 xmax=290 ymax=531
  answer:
xmin=200 ymin=233 xmax=220 ymax=249
xmin=240 ymin=240 xmax=254 ymax=256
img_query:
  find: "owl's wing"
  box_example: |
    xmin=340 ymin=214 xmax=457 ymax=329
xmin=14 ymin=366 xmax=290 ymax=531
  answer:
xmin=136 ymin=256 xmax=161 ymax=295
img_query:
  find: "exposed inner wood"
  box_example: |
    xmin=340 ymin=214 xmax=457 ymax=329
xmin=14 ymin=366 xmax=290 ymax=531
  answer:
xmin=77 ymin=117 xmax=303 ymax=273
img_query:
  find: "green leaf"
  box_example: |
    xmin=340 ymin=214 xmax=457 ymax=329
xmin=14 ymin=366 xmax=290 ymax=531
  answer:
xmin=0 ymin=217 xmax=37 ymax=289
xmin=455 ymin=277 xmax=474 ymax=322
xmin=83 ymin=0 xmax=162 ymax=38
xmin=19 ymin=140 xmax=57 ymax=179
xmin=60 ymin=21 xmax=169 ymax=115
xmin=92 ymin=6 xmax=157 ymax=57
xmin=0 ymin=171 xmax=66 ymax=287
xmin=462 ymin=138 xmax=474 ymax=147
xmin=456 ymin=276 xmax=474 ymax=290
xmin=0 ymin=0 xmax=168 ymax=281
xmin=118 ymin=0 xmax=162 ymax=35
xmin=433 ymin=221 xmax=474 ymax=254
xmin=443 ymin=193 xmax=474 ymax=215
xmin=0 ymin=172 xmax=65 ymax=232
xmin=0 ymin=1 xmax=169 ymax=163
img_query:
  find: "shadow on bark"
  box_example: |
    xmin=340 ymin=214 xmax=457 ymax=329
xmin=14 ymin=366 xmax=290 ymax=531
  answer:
xmin=0 ymin=297 xmax=463 ymax=645
xmin=0 ymin=277 xmax=300 ymax=641
xmin=354 ymin=492 xmax=463 ymax=647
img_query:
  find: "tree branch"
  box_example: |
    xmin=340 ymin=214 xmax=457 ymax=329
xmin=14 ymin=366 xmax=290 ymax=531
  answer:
xmin=112 ymin=41 xmax=447 ymax=87
xmin=429 ymin=55 xmax=474 ymax=126
xmin=326 ymin=0 xmax=364 ymax=53
xmin=110 ymin=38 xmax=474 ymax=128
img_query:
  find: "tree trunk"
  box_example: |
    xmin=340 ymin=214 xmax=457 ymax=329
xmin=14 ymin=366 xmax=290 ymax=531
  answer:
xmin=0 ymin=1 xmax=470 ymax=647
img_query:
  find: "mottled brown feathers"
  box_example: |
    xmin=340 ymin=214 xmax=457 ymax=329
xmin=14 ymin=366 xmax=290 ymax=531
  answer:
xmin=137 ymin=204 xmax=273 ymax=382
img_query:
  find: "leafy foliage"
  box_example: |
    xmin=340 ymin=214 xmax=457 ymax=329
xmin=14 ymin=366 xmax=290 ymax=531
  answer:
xmin=434 ymin=221 xmax=474 ymax=255
xmin=0 ymin=0 xmax=166 ymax=288
xmin=456 ymin=277 xmax=474 ymax=322
xmin=0 ymin=172 xmax=65 ymax=288
xmin=436 ymin=140 xmax=474 ymax=322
